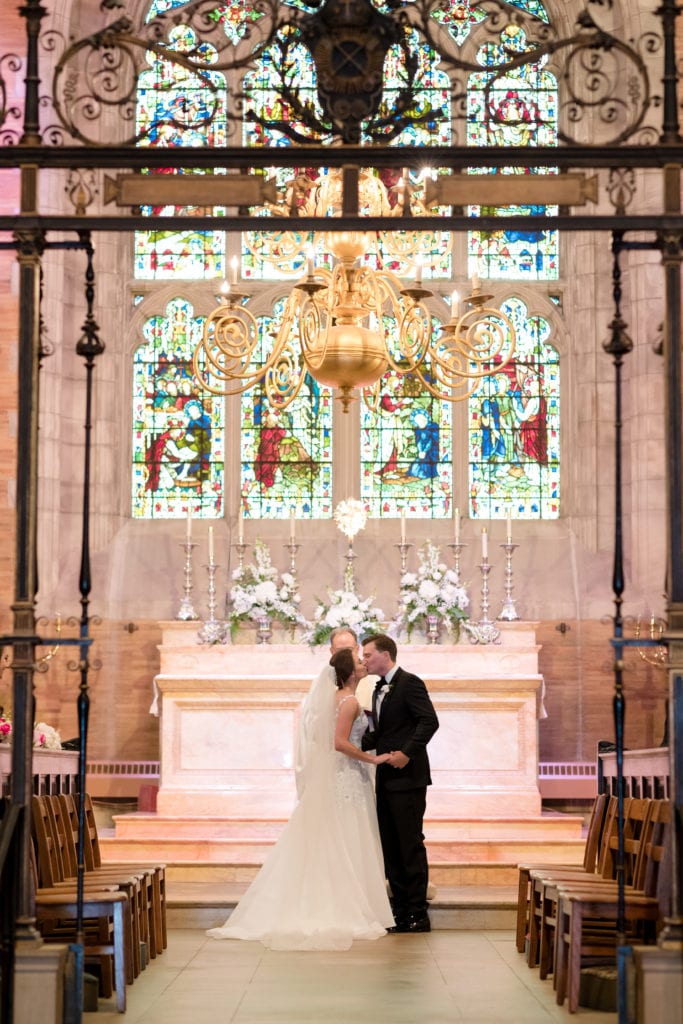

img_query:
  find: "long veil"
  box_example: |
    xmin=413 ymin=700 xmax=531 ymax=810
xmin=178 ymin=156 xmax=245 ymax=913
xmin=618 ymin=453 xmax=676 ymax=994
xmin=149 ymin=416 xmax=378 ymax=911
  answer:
xmin=294 ymin=662 xmax=336 ymax=799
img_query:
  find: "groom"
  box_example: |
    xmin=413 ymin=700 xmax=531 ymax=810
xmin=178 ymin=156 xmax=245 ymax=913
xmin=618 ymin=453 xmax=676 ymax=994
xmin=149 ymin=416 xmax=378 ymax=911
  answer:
xmin=361 ymin=633 xmax=439 ymax=933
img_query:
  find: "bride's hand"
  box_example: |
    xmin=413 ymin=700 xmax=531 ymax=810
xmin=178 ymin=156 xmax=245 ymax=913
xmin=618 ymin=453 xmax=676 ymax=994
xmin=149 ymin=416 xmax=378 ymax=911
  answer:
xmin=374 ymin=753 xmax=393 ymax=765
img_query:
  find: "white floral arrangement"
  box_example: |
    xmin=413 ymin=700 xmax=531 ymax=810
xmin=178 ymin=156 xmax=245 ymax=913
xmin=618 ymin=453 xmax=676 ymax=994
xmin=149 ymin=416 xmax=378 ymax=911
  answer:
xmin=334 ymin=499 xmax=367 ymax=540
xmin=392 ymin=541 xmax=469 ymax=640
xmin=228 ymin=539 xmax=309 ymax=638
xmin=33 ymin=722 xmax=62 ymax=750
xmin=305 ymin=588 xmax=385 ymax=648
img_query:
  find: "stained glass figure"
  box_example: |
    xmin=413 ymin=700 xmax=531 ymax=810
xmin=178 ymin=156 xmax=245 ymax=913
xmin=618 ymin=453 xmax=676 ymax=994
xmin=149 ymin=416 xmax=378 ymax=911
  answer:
xmin=135 ymin=23 xmax=227 ymax=280
xmin=240 ymin=301 xmax=333 ymax=519
xmin=361 ymin=319 xmax=453 ymax=519
xmin=132 ymin=297 xmax=225 ymax=518
xmin=431 ymin=1 xmax=488 ymax=47
xmin=467 ymin=25 xmax=558 ymax=280
xmin=468 ymin=297 xmax=559 ymax=519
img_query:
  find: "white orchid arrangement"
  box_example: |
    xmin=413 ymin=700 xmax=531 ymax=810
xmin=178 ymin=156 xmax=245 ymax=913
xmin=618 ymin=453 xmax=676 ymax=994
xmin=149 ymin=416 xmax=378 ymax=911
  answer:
xmin=228 ymin=539 xmax=309 ymax=638
xmin=334 ymin=499 xmax=367 ymax=540
xmin=393 ymin=541 xmax=469 ymax=640
xmin=305 ymin=588 xmax=385 ymax=648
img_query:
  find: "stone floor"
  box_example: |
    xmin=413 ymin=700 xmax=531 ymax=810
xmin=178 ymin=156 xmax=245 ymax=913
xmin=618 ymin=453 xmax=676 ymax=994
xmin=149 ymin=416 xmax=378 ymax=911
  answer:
xmin=86 ymin=927 xmax=617 ymax=1023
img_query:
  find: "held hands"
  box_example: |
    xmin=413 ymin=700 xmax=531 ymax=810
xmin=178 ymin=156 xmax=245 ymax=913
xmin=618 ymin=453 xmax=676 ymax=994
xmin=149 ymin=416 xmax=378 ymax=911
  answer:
xmin=373 ymin=750 xmax=411 ymax=768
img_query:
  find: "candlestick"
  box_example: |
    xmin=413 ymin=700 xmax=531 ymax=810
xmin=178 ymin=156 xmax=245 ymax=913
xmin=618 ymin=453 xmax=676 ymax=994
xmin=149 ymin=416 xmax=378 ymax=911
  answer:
xmin=208 ymin=525 xmax=214 ymax=564
xmin=232 ymin=540 xmax=249 ymax=572
xmin=400 ymin=508 xmax=406 ymax=544
xmin=498 ymin=542 xmax=520 ymax=621
xmin=474 ymin=552 xmax=500 ymax=643
xmin=285 ymin=540 xmax=301 ymax=579
xmin=447 ymin=541 xmax=467 ymax=584
xmin=186 ymin=506 xmax=192 ymax=541
xmin=176 ymin=539 xmax=199 ymax=621
xmin=395 ymin=541 xmax=413 ymax=574
xmin=197 ymin=560 xmax=228 ymax=644
xmin=454 ymin=506 xmax=460 ymax=544
xmin=481 ymin=527 xmax=488 ymax=560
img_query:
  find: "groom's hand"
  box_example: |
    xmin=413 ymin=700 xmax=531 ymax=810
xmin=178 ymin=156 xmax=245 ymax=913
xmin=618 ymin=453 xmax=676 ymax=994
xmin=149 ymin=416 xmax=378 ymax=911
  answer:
xmin=386 ymin=750 xmax=409 ymax=769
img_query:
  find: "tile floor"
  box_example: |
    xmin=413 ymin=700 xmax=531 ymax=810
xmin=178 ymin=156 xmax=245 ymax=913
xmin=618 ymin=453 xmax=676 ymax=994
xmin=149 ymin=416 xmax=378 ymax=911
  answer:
xmin=86 ymin=928 xmax=617 ymax=1023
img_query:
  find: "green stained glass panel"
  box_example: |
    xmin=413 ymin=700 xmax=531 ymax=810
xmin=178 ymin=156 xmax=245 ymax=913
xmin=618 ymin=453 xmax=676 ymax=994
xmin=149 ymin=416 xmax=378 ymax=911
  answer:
xmin=240 ymin=302 xmax=333 ymax=519
xmin=468 ymin=297 xmax=559 ymax=519
xmin=467 ymin=25 xmax=558 ymax=280
xmin=361 ymin=320 xmax=453 ymax=519
xmin=132 ymin=297 xmax=224 ymax=518
xmin=135 ymin=25 xmax=227 ymax=280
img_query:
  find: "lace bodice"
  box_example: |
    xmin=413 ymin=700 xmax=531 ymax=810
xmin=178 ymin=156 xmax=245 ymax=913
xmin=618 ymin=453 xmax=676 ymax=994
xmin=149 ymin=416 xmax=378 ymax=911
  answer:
xmin=335 ymin=696 xmax=372 ymax=803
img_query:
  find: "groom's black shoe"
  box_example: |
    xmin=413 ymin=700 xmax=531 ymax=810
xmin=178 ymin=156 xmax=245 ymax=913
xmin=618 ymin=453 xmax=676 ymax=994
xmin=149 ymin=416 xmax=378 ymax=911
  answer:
xmin=393 ymin=913 xmax=431 ymax=933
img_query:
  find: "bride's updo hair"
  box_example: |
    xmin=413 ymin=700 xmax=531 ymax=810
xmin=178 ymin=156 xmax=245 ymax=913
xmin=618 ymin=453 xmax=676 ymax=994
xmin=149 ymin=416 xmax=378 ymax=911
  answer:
xmin=329 ymin=648 xmax=355 ymax=690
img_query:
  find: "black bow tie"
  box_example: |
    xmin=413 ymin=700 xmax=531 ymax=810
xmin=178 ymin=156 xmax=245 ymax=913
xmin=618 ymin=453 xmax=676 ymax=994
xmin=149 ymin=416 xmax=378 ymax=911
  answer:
xmin=374 ymin=676 xmax=387 ymax=693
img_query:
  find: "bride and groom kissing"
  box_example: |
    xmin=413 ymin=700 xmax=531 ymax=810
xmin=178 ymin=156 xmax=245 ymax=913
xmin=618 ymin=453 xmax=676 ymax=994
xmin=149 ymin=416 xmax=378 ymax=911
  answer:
xmin=208 ymin=629 xmax=439 ymax=950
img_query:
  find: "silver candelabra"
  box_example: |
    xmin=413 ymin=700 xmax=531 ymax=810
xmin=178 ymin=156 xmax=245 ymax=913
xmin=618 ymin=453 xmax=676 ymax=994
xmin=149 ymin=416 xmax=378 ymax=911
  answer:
xmin=474 ymin=557 xmax=500 ymax=644
xmin=447 ymin=541 xmax=467 ymax=584
xmin=498 ymin=542 xmax=520 ymax=621
xmin=395 ymin=542 xmax=413 ymax=574
xmin=197 ymin=561 xmax=228 ymax=644
xmin=284 ymin=541 xmax=300 ymax=580
xmin=176 ymin=540 xmax=199 ymax=621
xmin=232 ymin=541 xmax=250 ymax=572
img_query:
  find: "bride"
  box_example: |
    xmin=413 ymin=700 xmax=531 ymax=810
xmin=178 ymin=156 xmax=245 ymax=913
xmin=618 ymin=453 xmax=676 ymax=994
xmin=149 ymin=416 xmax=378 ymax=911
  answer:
xmin=207 ymin=647 xmax=394 ymax=950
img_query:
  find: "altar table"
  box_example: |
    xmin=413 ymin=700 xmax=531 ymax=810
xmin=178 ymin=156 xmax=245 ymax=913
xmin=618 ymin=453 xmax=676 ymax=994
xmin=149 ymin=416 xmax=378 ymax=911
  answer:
xmin=154 ymin=621 xmax=543 ymax=819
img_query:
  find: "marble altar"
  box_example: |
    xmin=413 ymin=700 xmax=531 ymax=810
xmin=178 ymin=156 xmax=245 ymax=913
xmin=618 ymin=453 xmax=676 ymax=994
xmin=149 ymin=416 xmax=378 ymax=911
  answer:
xmin=154 ymin=621 xmax=544 ymax=819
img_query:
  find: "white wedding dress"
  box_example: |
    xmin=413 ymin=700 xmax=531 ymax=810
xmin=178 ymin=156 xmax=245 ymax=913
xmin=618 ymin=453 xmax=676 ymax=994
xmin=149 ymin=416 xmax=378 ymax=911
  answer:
xmin=207 ymin=671 xmax=393 ymax=951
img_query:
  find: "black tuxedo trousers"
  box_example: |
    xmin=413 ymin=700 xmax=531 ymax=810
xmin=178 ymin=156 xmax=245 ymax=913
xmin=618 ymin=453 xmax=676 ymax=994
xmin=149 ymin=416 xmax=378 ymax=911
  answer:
xmin=365 ymin=666 xmax=439 ymax=919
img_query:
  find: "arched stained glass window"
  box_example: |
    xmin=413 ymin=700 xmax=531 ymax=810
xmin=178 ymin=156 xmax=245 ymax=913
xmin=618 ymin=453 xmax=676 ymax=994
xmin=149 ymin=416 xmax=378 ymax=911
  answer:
xmin=467 ymin=23 xmax=558 ymax=281
xmin=360 ymin=320 xmax=453 ymax=519
xmin=241 ymin=29 xmax=452 ymax=281
xmin=468 ymin=297 xmax=559 ymax=519
xmin=135 ymin=20 xmax=227 ymax=280
xmin=132 ymin=297 xmax=225 ymax=518
xmin=240 ymin=301 xmax=333 ymax=519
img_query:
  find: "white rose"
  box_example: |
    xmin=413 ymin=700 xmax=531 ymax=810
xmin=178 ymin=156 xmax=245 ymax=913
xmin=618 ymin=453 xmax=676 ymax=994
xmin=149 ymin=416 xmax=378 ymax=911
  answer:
xmin=418 ymin=580 xmax=439 ymax=602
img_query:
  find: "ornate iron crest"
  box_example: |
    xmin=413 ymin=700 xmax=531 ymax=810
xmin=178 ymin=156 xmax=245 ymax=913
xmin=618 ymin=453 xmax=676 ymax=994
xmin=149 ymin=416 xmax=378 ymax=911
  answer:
xmin=298 ymin=0 xmax=404 ymax=143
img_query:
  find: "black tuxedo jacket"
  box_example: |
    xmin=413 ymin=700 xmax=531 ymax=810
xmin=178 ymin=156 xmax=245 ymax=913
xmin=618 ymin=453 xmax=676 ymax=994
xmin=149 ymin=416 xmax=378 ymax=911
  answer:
xmin=362 ymin=666 xmax=439 ymax=791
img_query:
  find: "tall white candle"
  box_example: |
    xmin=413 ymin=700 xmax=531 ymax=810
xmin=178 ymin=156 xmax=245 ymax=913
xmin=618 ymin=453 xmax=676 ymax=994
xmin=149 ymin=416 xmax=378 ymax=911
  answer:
xmin=208 ymin=525 xmax=214 ymax=564
xmin=506 ymin=509 xmax=512 ymax=544
xmin=414 ymin=257 xmax=423 ymax=287
xmin=186 ymin=506 xmax=192 ymax=541
xmin=238 ymin=507 xmax=244 ymax=544
xmin=481 ymin=527 xmax=488 ymax=560
xmin=400 ymin=508 xmax=406 ymax=544
xmin=451 ymin=289 xmax=460 ymax=320
xmin=229 ymin=255 xmax=238 ymax=285
xmin=290 ymin=509 xmax=296 ymax=543
xmin=454 ymin=506 xmax=460 ymax=544
xmin=472 ymin=270 xmax=480 ymax=292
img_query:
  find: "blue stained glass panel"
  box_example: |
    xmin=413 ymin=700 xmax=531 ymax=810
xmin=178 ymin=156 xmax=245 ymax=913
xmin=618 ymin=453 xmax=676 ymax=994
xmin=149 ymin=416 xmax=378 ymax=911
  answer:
xmin=240 ymin=302 xmax=333 ymax=519
xmin=132 ymin=297 xmax=225 ymax=519
xmin=468 ymin=297 xmax=559 ymax=519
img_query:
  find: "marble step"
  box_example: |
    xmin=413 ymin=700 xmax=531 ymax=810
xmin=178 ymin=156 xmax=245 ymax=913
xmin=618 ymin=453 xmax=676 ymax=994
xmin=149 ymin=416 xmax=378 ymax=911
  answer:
xmin=166 ymin=880 xmax=519 ymax=931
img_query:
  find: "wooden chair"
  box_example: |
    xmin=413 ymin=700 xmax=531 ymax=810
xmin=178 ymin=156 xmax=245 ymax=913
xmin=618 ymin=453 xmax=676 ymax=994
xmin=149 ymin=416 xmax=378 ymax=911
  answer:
xmin=31 ymin=795 xmax=137 ymax=987
xmin=526 ymin=795 xmax=621 ymax=969
xmin=534 ymin=797 xmax=653 ymax=981
xmin=516 ymin=792 xmax=608 ymax=954
xmin=56 ymin=793 xmax=156 ymax=968
xmin=83 ymin=792 xmax=167 ymax=953
xmin=553 ymin=799 xmax=671 ymax=1012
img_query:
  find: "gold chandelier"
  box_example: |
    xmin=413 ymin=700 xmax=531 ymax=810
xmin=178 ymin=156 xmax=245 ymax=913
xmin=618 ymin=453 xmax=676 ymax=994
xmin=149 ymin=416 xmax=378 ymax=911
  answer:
xmin=193 ymin=168 xmax=516 ymax=412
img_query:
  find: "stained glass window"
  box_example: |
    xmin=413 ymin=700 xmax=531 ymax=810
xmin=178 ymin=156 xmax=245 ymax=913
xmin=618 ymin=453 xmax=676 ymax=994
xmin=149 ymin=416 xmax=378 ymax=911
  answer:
xmin=467 ymin=25 xmax=558 ymax=280
xmin=240 ymin=301 xmax=333 ymax=519
xmin=132 ymin=297 xmax=225 ymax=518
xmin=135 ymin=21 xmax=227 ymax=280
xmin=468 ymin=297 xmax=559 ymax=519
xmin=242 ymin=30 xmax=452 ymax=280
xmin=361 ymin=320 xmax=453 ymax=519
